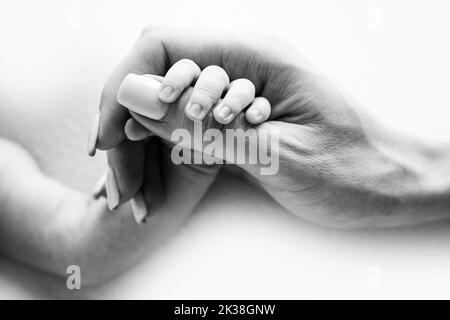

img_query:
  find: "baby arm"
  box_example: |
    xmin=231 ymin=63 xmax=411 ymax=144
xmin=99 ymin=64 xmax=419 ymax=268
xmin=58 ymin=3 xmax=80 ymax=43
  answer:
xmin=0 ymin=138 xmax=192 ymax=285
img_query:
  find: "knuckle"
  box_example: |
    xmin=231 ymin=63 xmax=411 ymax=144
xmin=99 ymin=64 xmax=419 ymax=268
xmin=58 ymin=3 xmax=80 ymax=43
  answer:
xmin=163 ymin=72 xmax=186 ymax=88
xmin=255 ymin=96 xmax=271 ymax=108
xmin=224 ymin=95 xmax=246 ymax=109
xmin=233 ymin=78 xmax=256 ymax=93
xmin=225 ymin=83 xmax=256 ymax=109
xmin=192 ymin=86 xmax=216 ymax=105
xmin=177 ymin=59 xmax=200 ymax=72
xmin=203 ymin=65 xmax=223 ymax=73
xmin=162 ymin=79 xmax=182 ymax=91
xmin=164 ymin=60 xmax=201 ymax=89
xmin=203 ymin=65 xmax=230 ymax=83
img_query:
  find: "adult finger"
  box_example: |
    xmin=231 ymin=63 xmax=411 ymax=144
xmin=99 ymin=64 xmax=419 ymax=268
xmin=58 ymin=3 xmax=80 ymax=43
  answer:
xmin=94 ymin=37 xmax=167 ymax=151
xmin=105 ymin=140 xmax=145 ymax=210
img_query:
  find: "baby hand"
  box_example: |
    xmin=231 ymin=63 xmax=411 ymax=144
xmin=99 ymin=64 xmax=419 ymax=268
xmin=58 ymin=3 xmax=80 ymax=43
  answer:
xmin=157 ymin=59 xmax=271 ymax=125
xmin=118 ymin=61 xmax=272 ymax=143
xmin=96 ymin=62 xmax=273 ymax=224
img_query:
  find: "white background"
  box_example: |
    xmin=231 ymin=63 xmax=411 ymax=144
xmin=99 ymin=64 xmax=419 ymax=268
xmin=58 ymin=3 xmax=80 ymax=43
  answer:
xmin=0 ymin=0 xmax=450 ymax=299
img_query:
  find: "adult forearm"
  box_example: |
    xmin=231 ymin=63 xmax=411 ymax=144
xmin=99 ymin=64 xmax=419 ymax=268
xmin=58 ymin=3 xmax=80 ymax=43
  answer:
xmin=350 ymin=121 xmax=450 ymax=228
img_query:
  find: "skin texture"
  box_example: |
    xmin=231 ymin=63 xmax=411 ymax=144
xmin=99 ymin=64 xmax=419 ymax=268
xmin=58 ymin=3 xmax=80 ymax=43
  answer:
xmin=0 ymin=76 xmax=262 ymax=285
xmin=99 ymin=27 xmax=450 ymax=229
xmin=0 ymin=37 xmax=266 ymax=285
xmin=1 ymin=27 xmax=450 ymax=287
xmin=0 ymin=137 xmax=216 ymax=285
xmin=0 ymin=38 xmax=266 ymax=285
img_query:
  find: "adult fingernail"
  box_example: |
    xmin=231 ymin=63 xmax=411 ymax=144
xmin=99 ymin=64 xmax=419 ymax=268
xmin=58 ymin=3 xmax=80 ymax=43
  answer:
xmin=217 ymin=105 xmax=233 ymax=123
xmin=186 ymin=102 xmax=203 ymax=120
xmin=106 ymin=167 xmax=120 ymax=211
xmin=117 ymin=74 xmax=169 ymax=120
xmin=158 ymin=85 xmax=176 ymax=102
xmin=92 ymin=170 xmax=107 ymax=199
xmin=87 ymin=113 xmax=100 ymax=157
xmin=131 ymin=190 xmax=148 ymax=225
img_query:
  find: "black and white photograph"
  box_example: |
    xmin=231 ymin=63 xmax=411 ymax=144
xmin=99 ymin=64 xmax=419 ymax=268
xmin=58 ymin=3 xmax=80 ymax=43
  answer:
xmin=0 ymin=0 xmax=450 ymax=305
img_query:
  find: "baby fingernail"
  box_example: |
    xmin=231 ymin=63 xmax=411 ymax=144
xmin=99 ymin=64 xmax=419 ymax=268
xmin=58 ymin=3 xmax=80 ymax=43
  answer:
xmin=217 ymin=105 xmax=233 ymax=122
xmin=106 ymin=167 xmax=120 ymax=211
xmin=249 ymin=108 xmax=262 ymax=121
xmin=87 ymin=113 xmax=100 ymax=157
xmin=158 ymin=86 xmax=176 ymax=102
xmin=131 ymin=190 xmax=148 ymax=225
xmin=187 ymin=102 xmax=203 ymax=120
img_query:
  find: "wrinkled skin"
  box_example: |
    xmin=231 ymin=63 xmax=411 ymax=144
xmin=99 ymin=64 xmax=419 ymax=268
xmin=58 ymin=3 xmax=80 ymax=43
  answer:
xmin=99 ymin=27 xmax=450 ymax=229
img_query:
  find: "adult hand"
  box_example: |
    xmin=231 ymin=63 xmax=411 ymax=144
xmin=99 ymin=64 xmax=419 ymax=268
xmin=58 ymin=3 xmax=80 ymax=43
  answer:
xmin=95 ymin=27 xmax=450 ymax=228
xmin=92 ymin=26 xmax=276 ymax=218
